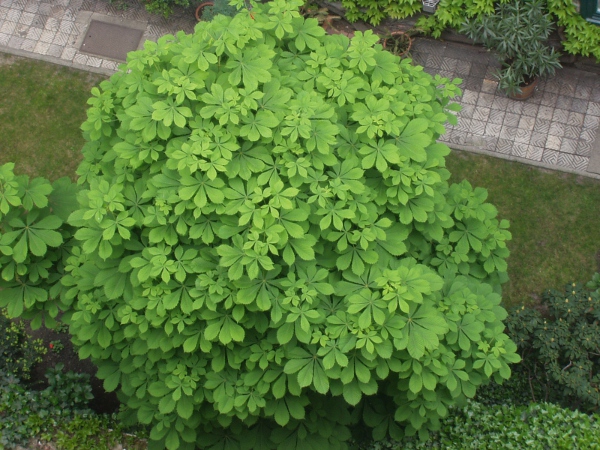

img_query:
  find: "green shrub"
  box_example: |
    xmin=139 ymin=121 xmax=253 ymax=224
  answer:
xmin=0 ymin=364 xmax=94 ymax=448
xmin=0 ymin=310 xmax=46 ymax=380
xmin=506 ymin=278 xmax=600 ymax=412
xmin=355 ymin=400 xmax=600 ymax=449
xmin=0 ymin=163 xmax=77 ymax=330
xmin=201 ymin=0 xmax=238 ymax=21
xmin=341 ymin=0 xmax=600 ymax=62
xmin=0 ymin=0 xmax=520 ymax=448
xmin=143 ymin=0 xmax=190 ymax=18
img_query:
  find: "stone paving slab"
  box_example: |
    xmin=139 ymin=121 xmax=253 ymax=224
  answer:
xmin=411 ymin=38 xmax=600 ymax=177
xmin=0 ymin=0 xmax=600 ymax=178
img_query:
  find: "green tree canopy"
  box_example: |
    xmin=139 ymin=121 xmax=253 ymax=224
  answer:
xmin=0 ymin=1 xmax=519 ymax=449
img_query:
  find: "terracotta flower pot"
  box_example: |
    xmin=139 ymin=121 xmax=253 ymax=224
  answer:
xmin=509 ymin=77 xmax=538 ymax=101
xmin=382 ymin=31 xmax=412 ymax=58
xmin=195 ymin=1 xmax=214 ymax=21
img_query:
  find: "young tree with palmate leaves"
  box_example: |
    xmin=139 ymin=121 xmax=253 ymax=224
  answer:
xmin=0 ymin=0 xmax=520 ymax=448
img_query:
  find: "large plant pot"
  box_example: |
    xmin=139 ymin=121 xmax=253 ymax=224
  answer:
xmin=382 ymin=31 xmax=412 ymax=58
xmin=509 ymin=77 xmax=538 ymax=101
xmin=195 ymin=1 xmax=214 ymax=21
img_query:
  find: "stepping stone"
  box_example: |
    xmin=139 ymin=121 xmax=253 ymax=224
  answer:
xmin=80 ymin=20 xmax=144 ymax=62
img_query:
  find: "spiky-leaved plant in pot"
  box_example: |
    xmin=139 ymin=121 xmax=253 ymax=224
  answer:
xmin=461 ymin=0 xmax=561 ymax=99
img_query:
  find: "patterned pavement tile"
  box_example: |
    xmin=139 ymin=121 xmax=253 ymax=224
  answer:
xmin=33 ymin=41 xmax=50 ymax=54
xmin=7 ymin=34 xmax=23 ymax=48
xmin=505 ymin=100 xmax=523 ymax=115
xmin=557 ymin=153 xmax=588 ymax=171
xmin=18 ymin=37 xmax=34 ymax=50
xmin=38 ymin=3 xmax=52 ymax=15
xmin=574 ymin=83 xmax=593 ymax=101
xmin=530 ymin=131 xmax=548 ymax=148
xmin=482 ymin=136 xmax=498 ymax=151
xmin=6 ymin=8 xmax=20 ymax=22
xmin=560 ymin=138 xmax=578 ymax=154
xmin=459 ymin=103 xmax=475 ymax=120
xmin=25 ymin=26 xmax=41 ymax=39
xmin=552 ymin=108 xmax=570 ymax=124
xmin=461 ymin=89 xmax=478 ymax=105
xmin=500 ymin=125 xmax=518 ymax=140
xmin=24 ymin=0 xmax=38 ymax=13
xmin=488 ymin=109 xmax=505 ymax=125
xmin=576 ymin=141 xmax=593 ymax=157
xmin=556 ymin=95 xmax=573 ymax=110
xmin=583 ymin=115 xmax=600 ymax=128
xmin=503 ymin=112 xmax=520 ymax=127
xmin=496 ymin=139 xmax=513 ymax=154
xmin=470 ymin=119 xmax=486 ymax=135
xmin=548 ymin=121 xmax=565 ymax=137
xmin=536 ymin=105 xmax=554 ymax=120
xmin=581 ymin=128 xmax=597 ymax=143
xmin=464 ymin=76 xmax=483 ymax=91
xmin=0 ymin=32 xmax=9 ymax=45
xmin=72 ymin=52 xmax=88 ymax=65
xmin=545 ymin=135 xmax=562 ymax=151
xmin=477 ymin=92 xmax=494 ymax=108
xmin=491 ymin=96 xmax=509 ymax=111
xmin=514 ymin=129 xmax=532 ymax=144
xmin=571 ymin=98 xmax=589 ymax=114
xmin=441 ymin=57 xmax=458 ymax=72
xmin=485 ymin=123 xmax=502 ymax=138
xmin=521 ymin=102 xmax=539 ymax=117
xmin=60 ymin=45 xmax=76 ymax=60
xmin=540 ymin=93 xmax=558 ymax=107
xmin=567 ymin=112 xmax=585 ymax=127
xmin=46 ymin=43 xmax=63 ymax=57
xmin=39 ymin=29 xmax=55 ymax=43
xmin=564 ymin=125 xmax=582 ymax=140
xmin=541 ymin=149 xmax=559 ymax=165
xmin=87 ymin=55 xmax=102 ymax=67
xmin=518 ymin=116 xmax=536 ymax=131
xmin=586 ymin=102 xmax=600 ymax=116
xmin=526 ymin=145 xmax=544 ymax=161
xmin=473 ymin=106 xmax=491 ymax=122
xmin=512 ymin=142 xmax=528 ymax=157
xmin=0 ymin=19 xmax=16 ymax=33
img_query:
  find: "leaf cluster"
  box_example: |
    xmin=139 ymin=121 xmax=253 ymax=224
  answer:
xmin=506 ymin=278 xmax=600 ymax=412
xmin=0 ymin=1 xmax=517 ymax=449
xmin=0 ymin=163 xmax=77 ymax=329
xmin=0 ymin=364 xmax=94 ymax=448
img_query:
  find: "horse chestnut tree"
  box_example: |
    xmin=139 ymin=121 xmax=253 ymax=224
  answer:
xmin=0 ymin=0 xmax=519 ymax=448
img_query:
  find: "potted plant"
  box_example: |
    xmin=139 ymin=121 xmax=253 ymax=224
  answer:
xmin=196 ymin=0 xmax=237 ymax=21
xmin=381 ymin=30 xmax=414 ymax=58
xmin=461 ymin=0 xmax=561 ymax=100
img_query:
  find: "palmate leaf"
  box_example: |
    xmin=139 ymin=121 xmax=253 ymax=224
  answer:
xmin=226 ymin=46 xmax=274 ymax=92
xmin=394 ymin=303 xmax=449 ymax=359
xmin=292 ymin=17 xmax=324 ymax=51
xmin=21 ymin=177 xmax=52 ymax=210
xmin=2 ymin=213 xmax=63 ymax=263
xmin=0 ymin=282 xmax=48 ymax=317
xmin=394 ymin=118 xmax=432 ymax=162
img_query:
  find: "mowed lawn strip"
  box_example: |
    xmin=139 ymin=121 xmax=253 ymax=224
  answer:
xmin=446 ymin=150 xmax=600 ymax=307
xmin=0 ymin=53 xmax=104 ymax=181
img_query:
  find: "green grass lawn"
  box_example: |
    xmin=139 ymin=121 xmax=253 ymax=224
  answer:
xmin=447 ymin=151 xmax=600 ymax=307
xmin=1 ymin=54 xmax=598 ymax=309
xmin=0 ymin=53 xmax=104 ymax=181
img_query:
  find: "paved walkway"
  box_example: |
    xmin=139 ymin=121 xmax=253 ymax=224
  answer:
xmin=1 ymin=0 xmax=600 ymax=178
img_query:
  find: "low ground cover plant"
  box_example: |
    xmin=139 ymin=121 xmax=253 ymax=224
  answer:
xmin=355 ymin=400 xmax=600 ymax=449
xmin=505 ymin=277 xmax=600 ymax=412
xmin=0 ymin=0 xmax=520 ymax=448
